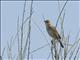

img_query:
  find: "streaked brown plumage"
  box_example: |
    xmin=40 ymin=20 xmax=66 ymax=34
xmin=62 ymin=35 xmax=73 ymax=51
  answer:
xmin=44 ymin=20 xmax=64 ymax=48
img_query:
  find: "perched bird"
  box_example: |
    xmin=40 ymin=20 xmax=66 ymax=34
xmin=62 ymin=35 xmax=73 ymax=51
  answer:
xmin=44 ymin=20 xmax=64 ymax=48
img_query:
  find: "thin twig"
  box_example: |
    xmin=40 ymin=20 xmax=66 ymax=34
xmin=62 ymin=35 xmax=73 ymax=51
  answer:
xmin=67 ymin=31 xmax=80 ymax=55
xmin=7 ymin=42 xmax=13 ymax=60
xmin=17 ymin=16 xmax=20 ymax=60
xmin=32 ymin=20 xmax=50 ymax=47
xmin=51 ymin=40 xmax=54 ymax=60
xmin=31 ymin=53 xmax=33 ymax=60
xmin=2 ymin=48 xmax=5 ymax=57
xmin=47 ymin=52 xmax=51 ymax=60
xmin=69 ymin=40 xmax=79 ymax=60
xmin=23 ymin=1 xmax=33 ymax=60
xmin=74 ymin=44 xmax=80 ymax=60
xmin=64 ymin=33 xmax=70 ymax=60
xmin=55 ymin=0 xmax=68 ymax=27
xmin=11 ymin=16 xmax=31 ymax=49
xmin=1 ymin=48 xmax=5 ymax=60
xmin=58 ymin=1 xmax=65 ymax=60
xmin=27 ymin=0 xmax=33 ymax=60
xmin=30 ymin=43 xmax=49 ymax=54
xmin=20 ymin=1 xmax=26 ymax=60
xmin=0 ymin=56 xmax=2 ymax=60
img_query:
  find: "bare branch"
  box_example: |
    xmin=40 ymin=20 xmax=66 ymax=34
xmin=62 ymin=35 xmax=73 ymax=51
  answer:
xmin=27 ymin=0 xmax=33 ymax=60
xmin=55 ymin=0 xmax=68 ymax=27
xmin=20 ymin=1 xmax=26 ymax=60
xmin=74 ymin=44 xmax=80 ymax=60
xmin=30 ymin=43 xmax=49 ymax=54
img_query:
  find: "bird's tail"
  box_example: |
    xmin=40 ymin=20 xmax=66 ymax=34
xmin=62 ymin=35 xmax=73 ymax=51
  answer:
xmin=58 ymin=40 xmax=64 ymax=48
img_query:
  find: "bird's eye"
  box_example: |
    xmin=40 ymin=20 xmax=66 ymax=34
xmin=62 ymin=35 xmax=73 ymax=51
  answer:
xmin=46 ymin=21 xmax=48 ymax=23
xmin=44 ymin=20 xmax=49 ymax=23
xmin=46 ymin=21 xmax=49 ymax=23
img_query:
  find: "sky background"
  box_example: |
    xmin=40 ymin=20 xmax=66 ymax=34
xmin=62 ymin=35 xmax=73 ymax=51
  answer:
xmin=1 ymin=1 xmax=80 ymax=60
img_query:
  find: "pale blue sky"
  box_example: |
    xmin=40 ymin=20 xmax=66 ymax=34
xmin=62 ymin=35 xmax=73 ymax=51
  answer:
xmin=1 ymin=1 xmax=80 ymax=60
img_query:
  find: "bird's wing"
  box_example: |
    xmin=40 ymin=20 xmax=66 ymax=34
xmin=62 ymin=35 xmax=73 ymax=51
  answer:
xmin=49 ymin=25 xmax=61 ymax=39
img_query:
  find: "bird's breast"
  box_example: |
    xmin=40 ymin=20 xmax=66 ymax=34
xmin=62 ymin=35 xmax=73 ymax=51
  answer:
xmin=46 ymin=27 xmax=57 ymax=39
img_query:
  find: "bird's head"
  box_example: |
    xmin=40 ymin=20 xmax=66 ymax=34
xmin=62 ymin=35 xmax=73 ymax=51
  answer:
xmin=44 ymin=20 xmax=51 ymax=26
xmin=44 ymin=20 xmax=50 ymax=23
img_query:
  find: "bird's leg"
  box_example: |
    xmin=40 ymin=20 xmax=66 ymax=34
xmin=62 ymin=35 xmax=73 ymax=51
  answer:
xmin=51 ymin=40 xmax=53 ymax=45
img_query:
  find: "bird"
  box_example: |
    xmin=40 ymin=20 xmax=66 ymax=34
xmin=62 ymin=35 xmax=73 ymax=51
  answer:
xmin=44 ymin=20 xmax=64 ymax=48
